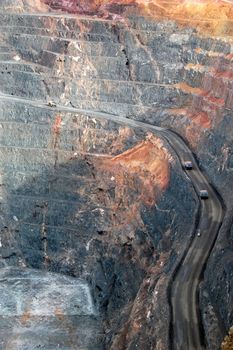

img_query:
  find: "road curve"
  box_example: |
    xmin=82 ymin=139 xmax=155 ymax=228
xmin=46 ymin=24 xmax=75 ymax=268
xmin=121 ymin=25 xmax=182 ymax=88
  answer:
xmin=0 ymin=92 xmax=224 ymax=349
xmin=162 ymin=130 xmax=224 ymax=350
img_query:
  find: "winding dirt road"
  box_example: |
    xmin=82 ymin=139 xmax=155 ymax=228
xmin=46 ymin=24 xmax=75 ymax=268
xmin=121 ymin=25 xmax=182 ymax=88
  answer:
xmin=162 ymin=131 xmax=224 ymax=350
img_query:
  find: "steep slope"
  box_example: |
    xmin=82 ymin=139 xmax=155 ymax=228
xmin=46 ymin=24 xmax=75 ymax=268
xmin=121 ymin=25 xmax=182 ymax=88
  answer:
xmin=0 ymin=96 xmax=197 ymax=349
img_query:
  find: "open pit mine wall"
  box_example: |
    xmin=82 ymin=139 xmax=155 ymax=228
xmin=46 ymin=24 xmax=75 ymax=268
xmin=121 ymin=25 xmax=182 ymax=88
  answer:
xmin=0 ymin=4 xmax=198 ymax=350
xmin=0 ymin=0 xmax=233 ymax=348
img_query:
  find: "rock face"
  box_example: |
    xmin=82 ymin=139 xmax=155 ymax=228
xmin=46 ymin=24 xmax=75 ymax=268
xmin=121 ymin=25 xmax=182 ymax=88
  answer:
xmin=0 ymin=1 xmax=232 ymax=349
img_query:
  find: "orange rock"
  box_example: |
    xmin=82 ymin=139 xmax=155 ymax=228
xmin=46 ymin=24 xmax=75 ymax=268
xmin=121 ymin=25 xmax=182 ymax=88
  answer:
xmin=189 ymin=111 xmax=212 ymax=129
xmin=20 ymin=310 xmax=31 ymax=325
xmin=54 ymin=307 xmax=65 ymax=320
xmin=38 ymin=0 xmax=233 ymax=36
xmin=98 ymin=134 xmax=170 ymax=207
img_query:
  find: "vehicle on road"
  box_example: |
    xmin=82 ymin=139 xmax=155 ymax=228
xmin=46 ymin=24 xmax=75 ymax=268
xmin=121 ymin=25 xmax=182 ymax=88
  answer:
xmin=47 ymin=101 xmax=57 ymax=107
xmin=184 ymin=161 xmax=193 ymax=170
xmin=197 ymin=229 xmax=201 ymax=237
xmin=199 ymin=190 xmax=209 ymax=199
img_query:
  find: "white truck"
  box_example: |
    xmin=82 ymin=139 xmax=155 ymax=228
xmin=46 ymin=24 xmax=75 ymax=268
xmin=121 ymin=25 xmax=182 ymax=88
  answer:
xmin=199 ymin=190 xmax=209 ymax=199
xmin=184 ymin=161 xmax=193 ymax=170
